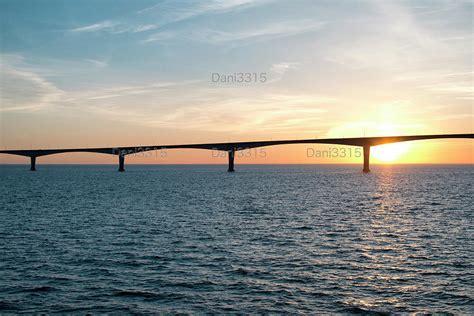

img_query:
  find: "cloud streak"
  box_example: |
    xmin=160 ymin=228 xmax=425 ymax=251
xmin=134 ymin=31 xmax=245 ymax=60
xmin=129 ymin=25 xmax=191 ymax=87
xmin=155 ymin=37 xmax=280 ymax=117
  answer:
xmin=80 ymin=88 xmax=335 ymax=134
xmin=0 ymin=55 xmax=63 ymax=111
xmin=69 ymin=0 xmax=274 ymax=35
xmin=70 ymin=20 xmax=118 ymax=33
xmin=84 ymin=58 xmax=108 ymax=68
xmin=268 ymin=62 xmax=301 ymax=82
xmin=144 ymin=20 xmax=326 ymax=44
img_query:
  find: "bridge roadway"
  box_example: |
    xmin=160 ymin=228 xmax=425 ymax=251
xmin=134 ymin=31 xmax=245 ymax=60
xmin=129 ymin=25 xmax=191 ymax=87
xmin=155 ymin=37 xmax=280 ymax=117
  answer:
xmin=0 ymin=133 xmax=472 ymax=172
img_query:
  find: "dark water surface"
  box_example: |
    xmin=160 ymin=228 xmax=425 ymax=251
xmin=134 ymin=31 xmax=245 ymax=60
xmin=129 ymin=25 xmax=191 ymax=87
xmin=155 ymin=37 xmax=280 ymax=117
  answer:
xmin=0 ymin=164 xmax=472 ymax=314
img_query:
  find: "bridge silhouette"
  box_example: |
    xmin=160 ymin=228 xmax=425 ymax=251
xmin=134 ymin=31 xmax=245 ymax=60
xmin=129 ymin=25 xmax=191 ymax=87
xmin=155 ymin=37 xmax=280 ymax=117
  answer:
xmin=0 ymin=133 xmax=472 ymax=173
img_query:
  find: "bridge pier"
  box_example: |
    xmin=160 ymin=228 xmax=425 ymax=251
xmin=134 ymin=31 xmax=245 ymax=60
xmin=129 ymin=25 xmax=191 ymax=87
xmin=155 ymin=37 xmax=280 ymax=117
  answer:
xmin=118 ymin=155 xmax=125 ymax=172
xmin=228 ymin=149 xmax=235 ymax=172
xmin=363 ymin=145 xmax=370 ymax=173
xmin=30 ymin=156 xmax=36 ymax=171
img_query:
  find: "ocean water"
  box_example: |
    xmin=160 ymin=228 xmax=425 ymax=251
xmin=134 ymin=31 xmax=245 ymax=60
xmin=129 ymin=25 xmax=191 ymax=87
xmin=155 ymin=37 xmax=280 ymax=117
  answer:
xmin=0 ymin=164 xmax=472 ymax=314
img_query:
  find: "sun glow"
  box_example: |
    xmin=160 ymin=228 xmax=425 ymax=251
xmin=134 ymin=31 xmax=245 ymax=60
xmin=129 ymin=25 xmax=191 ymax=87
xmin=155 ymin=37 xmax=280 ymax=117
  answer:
xmin=328 ymin=120 xmax=415 ymax=163
xmin=372 ymin=143 xmax=410 ymax=162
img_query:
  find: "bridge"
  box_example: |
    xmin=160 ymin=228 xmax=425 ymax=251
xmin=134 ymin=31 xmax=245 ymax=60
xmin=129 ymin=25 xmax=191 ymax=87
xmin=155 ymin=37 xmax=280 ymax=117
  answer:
xmin=0 ymin=133 xmax=472 ymax=173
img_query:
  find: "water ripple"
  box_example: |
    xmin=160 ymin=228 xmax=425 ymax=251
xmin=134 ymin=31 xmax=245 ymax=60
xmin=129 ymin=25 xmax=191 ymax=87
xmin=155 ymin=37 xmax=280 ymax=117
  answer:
xmin=0 ymin=164 xmax=472 ymax=314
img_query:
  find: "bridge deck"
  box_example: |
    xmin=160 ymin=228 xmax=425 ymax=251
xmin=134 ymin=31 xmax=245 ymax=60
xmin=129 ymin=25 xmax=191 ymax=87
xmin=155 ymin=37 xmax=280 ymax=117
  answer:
xmin=1 ymin=133 xmax=472 ymax=173
xmin=0 ymin=134 xmax=472 ymax=158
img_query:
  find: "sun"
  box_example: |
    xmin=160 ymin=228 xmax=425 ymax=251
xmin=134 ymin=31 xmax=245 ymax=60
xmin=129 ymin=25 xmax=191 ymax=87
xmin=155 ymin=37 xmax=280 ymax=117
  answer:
xmin=372 ymin=142 xmax=410 ymax=162
xmin=369 ymin=123 xmax=412 ymax=163
xmin=328 ymin=120 xmax=414 ymax=163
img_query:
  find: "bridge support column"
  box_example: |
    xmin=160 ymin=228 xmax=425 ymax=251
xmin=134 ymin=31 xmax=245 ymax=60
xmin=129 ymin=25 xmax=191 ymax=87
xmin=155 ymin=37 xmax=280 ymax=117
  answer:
xmin=30 ymin=156 xmax=36 ymax=171
xmin=228 ymin=149 xmax=235 ymax=172
xmin=118 ymin=155 xmax=125 ymax=172
xmin=363 ymin=145 xmax=370 ymax=173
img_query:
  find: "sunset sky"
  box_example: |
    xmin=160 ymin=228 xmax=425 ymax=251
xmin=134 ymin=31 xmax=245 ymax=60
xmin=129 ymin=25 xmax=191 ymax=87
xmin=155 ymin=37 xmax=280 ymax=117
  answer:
xmin=0 ymin=0 xmax=472 ymax=165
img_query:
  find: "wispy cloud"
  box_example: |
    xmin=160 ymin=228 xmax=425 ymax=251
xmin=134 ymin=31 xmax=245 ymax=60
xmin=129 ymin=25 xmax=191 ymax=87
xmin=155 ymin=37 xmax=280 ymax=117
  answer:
xmin=270 ymin=62 xmax=300 ymax=75
xmin=69 ymin=0 xmax=274 ymax=36
xmin=137 ymin=0 xmax=272 ymax=16
xmin=70 ymin=20 xmax=118 ymax=33
xmin=420 ymin=82 xmax=474 ymax=99
xmin=205 ymin=20 xmax=326 ymax=43
xmin=82 ymin=89 xmax=335 ymax=134
xmin=1 ymin=53 xmax=333 ymax=133
xmin=68 ymin=1 xmax=323 ymax=48
xmin=323 ymin=1 xmax=471 ymax=73
xmin=0 ymin=55 xmax=63 ymax=111
xmin=142 ymin=31 xmax=178 ymax=43
xmin=63 ymin=80 xmax=202 ymax=104
xmin=84 ymin=58 xmax=108 ymax=68
xmin=144 ymin=20 xmax=326 ymax=44
xmin=268 ymin=62 xmax=300 ymax=82
xmin=132 ymin=24 xmax=159 ymax=33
